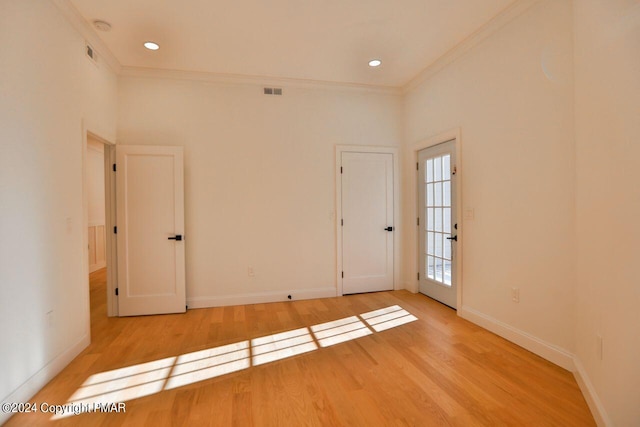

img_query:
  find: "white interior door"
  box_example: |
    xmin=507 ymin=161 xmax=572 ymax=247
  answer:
xmin=341 ymin=152 xmax=394 ymax=294
xmin=418 ymin=140 xmax=457 ymax=308
xmin=116 ymin=145 xmax=186 ymax=316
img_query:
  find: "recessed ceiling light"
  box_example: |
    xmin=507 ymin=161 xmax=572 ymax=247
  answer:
xmin=93 ymin=20 xmax=111 ymax=32
xmin=368 ymin=59 xmax=382 ymax=67
xmin=144 ymin=41 xmax=160 ymax=51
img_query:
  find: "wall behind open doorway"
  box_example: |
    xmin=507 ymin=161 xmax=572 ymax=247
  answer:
xmin=87 ymin=137 xmax=106 ymax=273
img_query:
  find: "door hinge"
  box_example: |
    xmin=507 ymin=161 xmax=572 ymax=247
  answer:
xmin=341 ymin=271 xmax=344 ymax=278
xmin=452 ymin=165 xmax=457 ymax=175
xmin=340 ymin=166 xmax=343 ymax=174
xmin=113 ymin=226 xmax=117 ymax=234
xmin=417 ymin=217 xmax=420 ymax=226
xmin=112 ymin=163 xmax=116 ymax=172
xmin=416 ymin=162 xmax=419 ymax=171
xmin=115 ymin=287 xmax=119 ymax=296
xmin=341 ymin=219 xmax=343 ymax=226
xmin=417 ymin=272 xmax=420 ymax=280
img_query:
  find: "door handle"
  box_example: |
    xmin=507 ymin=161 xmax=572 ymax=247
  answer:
xmin=446 ymin=235 xmax=457 ymax=241
xmin=168 ymin=234 xmax=183 ymax=241
xmin=385 ymin=227 xmax=393 ymax=232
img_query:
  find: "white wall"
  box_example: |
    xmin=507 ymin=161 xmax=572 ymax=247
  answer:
xmin=574 ymin=0 xmax=640 ymax=425
xmin=0 ymin=0 xmax=117 ymax=420
xmin=403 ymin=0 xmax=576 ymax=359
xmin=87 ymin=138 xmax=106 ymax=272
xmin=117 ymin=77 xmax=402 ymax=306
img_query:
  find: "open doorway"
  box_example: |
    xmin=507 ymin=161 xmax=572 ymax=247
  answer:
xmin=87 ymin=137 xmax=106 ymax=274
xmin=83 ymin=131 xmax=117 ymax=319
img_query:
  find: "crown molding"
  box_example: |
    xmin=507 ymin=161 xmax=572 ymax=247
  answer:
xmin=50 ymin=0 xmax=541 ymax=96
xmin=120 ymin=67 xmax=402 ymax=95
xmin=50 ymin=0 xmax=122 ymax=74
xmin=402 ymin=0 xmax=544 ymax=94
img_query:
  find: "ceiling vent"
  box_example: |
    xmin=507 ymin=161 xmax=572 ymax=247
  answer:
xmin=263 ymin=87 xmax=283 ymax=96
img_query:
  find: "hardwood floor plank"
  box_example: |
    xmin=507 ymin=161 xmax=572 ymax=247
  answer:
xmin=4 ymin=269 xmax=595 ymax=426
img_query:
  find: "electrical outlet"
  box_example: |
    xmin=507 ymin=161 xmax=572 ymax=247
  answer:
xmin=511 ymin=287 xmax=520 ymax=303
xmin=248 ymin=267 xmax=255 ymax=277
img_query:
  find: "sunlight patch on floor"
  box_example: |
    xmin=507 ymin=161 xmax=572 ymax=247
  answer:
xmin=311 ymin=316 xmax=372 ymax=347
xmin=360 ymin=305 xmax=418 ymax=332
xmin=252 ymin=328 xmax=317 ymax=366
xmin=54 ymin=304 xmax=417 ymax=419
xmin=165 ymin=341 xmax=251 ymax=390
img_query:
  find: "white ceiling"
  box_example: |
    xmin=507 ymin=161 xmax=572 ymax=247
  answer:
xmin=69 ymin=0 xmax=516 ymax=88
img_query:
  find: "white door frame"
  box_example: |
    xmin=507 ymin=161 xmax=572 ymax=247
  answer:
xmin=82 ymin=125 xmax=118 ymax=318
xmin=335 ymin=145 xmax=400 ymax=296
xmin=413 ymin=129 xmax=463 ymax=309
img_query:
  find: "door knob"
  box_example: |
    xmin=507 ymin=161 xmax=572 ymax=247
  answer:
xmin=446 ymin=235 xmax=457 ymax=241
xmin=168 ymin=235 xmax=183 ymax=241
xmin=385 ymin=227 xmax=393 ymax=232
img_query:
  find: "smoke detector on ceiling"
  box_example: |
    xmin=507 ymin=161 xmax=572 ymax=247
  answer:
xmin=93 ymin=20 xmax=112 ymax=32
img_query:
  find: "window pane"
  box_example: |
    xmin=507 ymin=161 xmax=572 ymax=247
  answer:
xmin=434 ymin=182 xmax=442 ymax=206
xmin=426 ymin=159 xmax=433 ymax=183
xmin=435 ymin=258 xmax=443 ymax=282
xmin=427 ymin=232 xmax=434 ymax=255
xmin=443 ymin=181 xmax=451 ymax=207
xmin=443 ymin=155 xmax=450 ymax=180
xmin=443 ymin=208 xmax=451 ymax=233
xmin=444 ymin=234 xmax=451 ymax=259
xmin=426 ymin=208 xmax=434 ymax=231
xmin=426 ymin=184 xmax=434 ymax=207
xmin=444 ymin=260 xmax=452 ymax=286
xmin=434 ymin=157 xmax=442 ymax=181
xmin=435 ymin=233 xmax=443 ymax=258
xmin=427 ymin=256 xmax=435 ymax=279
xmin=435 ymin=208 xmax=442 ymax=232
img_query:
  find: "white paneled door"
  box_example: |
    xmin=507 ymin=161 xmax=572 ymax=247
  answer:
xmin=116 ymin=146 xmax=186 ymax=316
xmin=341 ymin=152 xmax=394 ymax=294
xmin=418 ymin=140 xmax=457 ymax=308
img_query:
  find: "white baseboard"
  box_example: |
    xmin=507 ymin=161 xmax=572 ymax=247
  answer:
xmin=573 ymin=358 xmax=612 ymax=427
xmin=0 ymin=333 xmax=90 ymax=425
xmin=401 ymin=281 xmax=418 ymax=293
xmin=458 ymin=305 xmax=574 ymax=370
xmin=187 ymin=287 xmax=338 ymax=309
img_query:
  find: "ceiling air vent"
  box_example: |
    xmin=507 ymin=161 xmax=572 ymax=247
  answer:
xmin=263 ymin=87 xmax=283 ymax=96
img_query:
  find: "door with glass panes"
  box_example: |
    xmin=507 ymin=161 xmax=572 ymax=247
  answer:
xmin=418 ymin=140 xmax=457 ymax=308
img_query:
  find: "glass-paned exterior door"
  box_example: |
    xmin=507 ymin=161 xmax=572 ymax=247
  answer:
xmin=418 ymin=140 xmax=457 ymax=308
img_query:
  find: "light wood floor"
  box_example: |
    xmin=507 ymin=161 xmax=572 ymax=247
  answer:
xmin=7 ymin=268 xmax=595 ymax=426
